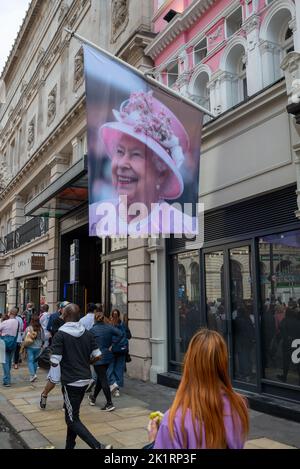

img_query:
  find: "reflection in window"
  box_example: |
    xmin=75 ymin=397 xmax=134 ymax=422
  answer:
xmin=205 ymin=251 xmax=226 ymax=337
xmin=259 ymin=230 xmax=300 ymax=388
xmin=110 ymin=258 xmax=127 ymax=317
xmin=171 ymin=251 xmax=200 ymax=364
xmin=230 ymin=247 xmax=256 ymax=384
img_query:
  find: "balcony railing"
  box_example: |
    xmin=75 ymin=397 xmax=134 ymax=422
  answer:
xmin=1 ymin=217 xmax=49 ymax=253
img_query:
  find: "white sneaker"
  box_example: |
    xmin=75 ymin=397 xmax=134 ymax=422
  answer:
xmin=114 ymin=389 xmax=120 ymax=397
xmin=110 ymin=383 xmax=118 ymax=392
xmin=30 ymin=374 xmax=37 ymax=382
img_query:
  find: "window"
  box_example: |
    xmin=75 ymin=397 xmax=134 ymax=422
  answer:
xmin=190 ymin=71 xmax=211 ymax=122
xmin=259 ymin=230 xmax=300 ymax=388
xmin=170 ymin=251 xmax=201 ymax=366
xmin=194 ymin=38 xmax=207 ymax=65
xmin=237 ymin=57 xmax=248 ymax=103
xmin=283 ymin=26 xmax=294 ymax=55
xmin=167 ymin=62 xmax=179 ymax=88
xmin=110 ymin=258 xmax=127 ymax=317
xmin=226 ymin=7 xmax=243 ymax=39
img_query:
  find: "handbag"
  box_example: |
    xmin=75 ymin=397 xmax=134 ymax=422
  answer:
xmin=23 ymin=328 xmax=37 ymax=348
xmin=0 ymin=335 xmax=17 ymax=352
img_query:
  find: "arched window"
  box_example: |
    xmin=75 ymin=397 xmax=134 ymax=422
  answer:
xmin=223 ymin=43 xmax=247 ymax=108
xmin=260 ymin=6 xmax=295 ymax=86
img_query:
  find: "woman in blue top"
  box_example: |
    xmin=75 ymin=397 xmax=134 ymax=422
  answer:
xmin=107 ymin=309 xmax=129 ymax=397
xmin=89 ymin=311 xmax=123 ymax=411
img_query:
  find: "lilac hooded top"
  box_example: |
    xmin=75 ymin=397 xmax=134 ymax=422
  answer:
xmin=154 ymin=395 xmax=245 ymax=449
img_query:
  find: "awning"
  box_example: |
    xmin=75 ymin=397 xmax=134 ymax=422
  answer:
xmin=25 ymin=156 xmax=88 ymax=218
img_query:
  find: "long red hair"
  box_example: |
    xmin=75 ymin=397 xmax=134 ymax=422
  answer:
xmin=168 ymin=328 xmax=249 ymax=448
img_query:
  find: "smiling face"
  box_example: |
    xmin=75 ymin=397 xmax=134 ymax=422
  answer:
xmin=111 ymin=134 xmax=167 ymax=208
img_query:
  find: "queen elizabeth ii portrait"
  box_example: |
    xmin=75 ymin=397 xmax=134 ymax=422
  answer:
xmin=89 ymin=90 xmax=199 ymax=237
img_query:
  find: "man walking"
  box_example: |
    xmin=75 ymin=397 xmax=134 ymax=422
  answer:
xmin=50 ymin=303 xmax=111 ymax=449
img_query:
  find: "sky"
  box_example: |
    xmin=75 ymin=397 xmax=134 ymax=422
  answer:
xmin=0 ymin=0 xmax=31 ymax=75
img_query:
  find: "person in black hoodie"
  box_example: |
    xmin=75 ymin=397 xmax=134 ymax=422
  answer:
xmin=50 ymin=303 xmax=112 ymax=450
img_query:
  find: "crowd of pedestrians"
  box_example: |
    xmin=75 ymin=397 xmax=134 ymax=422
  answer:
xmin=1 ymin=300 xmax=250 ymax=450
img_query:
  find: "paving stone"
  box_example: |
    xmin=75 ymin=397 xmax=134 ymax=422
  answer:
xmin=15 ymin=404 xmax=45 ymax=414
xmin=25 ymin=410 xmax=65 ymax=423
xmin=109 ymin=428 xmax=149 ymax=446
xmin=9 ymin=398 xmax=29 ymax=406
xmin=247 ymin=438 xmax=296 ymax=449
xmin=108 ymin=414 xmax=149 ymax=432
xmin=113 ymin=406 xmax=150 ymax=419
xmin=85 ymin=422 xmax=121 ymax=436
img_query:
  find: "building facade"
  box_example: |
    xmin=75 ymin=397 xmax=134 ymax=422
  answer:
xmin=1 ymin=0 xmax=300 ymax=415
xmin=0 ymin=0 xmax=155 ymax=381
xmin=145 ymin=0 xmax=300 ymax=414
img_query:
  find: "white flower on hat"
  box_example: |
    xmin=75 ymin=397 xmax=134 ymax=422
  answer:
xmin=161 ymin=135 xmax=184 ymax=169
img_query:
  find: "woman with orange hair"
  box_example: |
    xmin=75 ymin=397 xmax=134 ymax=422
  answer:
xmin=154 ymin=329 xmax=249 ymax=449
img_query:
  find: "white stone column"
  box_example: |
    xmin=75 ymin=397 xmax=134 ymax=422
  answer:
xmin=293 ymin=6 xmax=300 ymax=53
xmin=217 ymin=71 xmax=236 ymax=111
xmin=259 ymin=40 xmax=281 ymax=87
xmin=207 ymin=71 xmax=223 ymax=115
xmin=147 ymin=237 xmax=168 ymax=382
xmin=126 ymin=237 xmax=152 ymax=381
xmin=243 ymin=15 xmax=263 ymax=95
xmin=11 ymin=196 xmax=25 ymax=231
xmin=71 ymin=138 xmax=80 ymax=165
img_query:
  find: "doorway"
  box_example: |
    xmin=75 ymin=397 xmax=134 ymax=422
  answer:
xmin=59 ymin=224 xmax=102 ymax=313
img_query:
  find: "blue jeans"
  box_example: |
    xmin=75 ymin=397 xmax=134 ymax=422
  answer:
xmin=107 ymin=353 xmax=126 ymax=388
xmin=27 ymin=347 xmax=40 ymax=376
xmin=2 ymin=349 xmax=14 ymax=385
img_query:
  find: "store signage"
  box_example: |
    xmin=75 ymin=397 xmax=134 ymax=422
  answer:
xmin=31 ymin=255 xmax=45 ymax=271
xmin=70 ymin=240 xmax=79 ymax=284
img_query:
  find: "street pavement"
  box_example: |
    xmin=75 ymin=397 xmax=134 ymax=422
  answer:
xmin=0 ymin=364 xmax=299 ymax=449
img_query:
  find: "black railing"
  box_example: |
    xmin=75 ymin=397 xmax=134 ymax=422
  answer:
xmin=2 ymin=217 xmax=49 ymax=253
xmin=4 ymin=232 xmax=15 ymax=252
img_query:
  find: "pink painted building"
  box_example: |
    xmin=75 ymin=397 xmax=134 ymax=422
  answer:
xmin=146 ymin=1 xmax=300 ymax=417
xmin=147 ymin=1 xmax=297 ymax=116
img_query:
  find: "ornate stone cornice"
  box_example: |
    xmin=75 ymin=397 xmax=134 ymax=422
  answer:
xmin=242 ymin=14 xmax=260 ymax=35
xmin=0 ymin=94 xmax=86 ymax=202
xmin=281 ymin=52 xmax=300 ymax=74
xmin=145 ymin=0 xmax=218 ymax=60
xmin=0 ymin=0 xmax=91 ymax=148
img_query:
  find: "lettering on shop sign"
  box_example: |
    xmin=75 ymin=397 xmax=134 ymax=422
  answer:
xmin=18 ymin=259 xmax=31 ymax=268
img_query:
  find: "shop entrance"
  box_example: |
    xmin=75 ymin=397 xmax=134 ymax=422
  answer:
xmin=59 ymin=224 xmax=102 ymax=313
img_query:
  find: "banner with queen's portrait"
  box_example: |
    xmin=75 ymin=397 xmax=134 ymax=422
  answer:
xmin=83 ymin=45 xmax=203 ymax=238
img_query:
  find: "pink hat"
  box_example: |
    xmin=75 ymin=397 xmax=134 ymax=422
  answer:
xmin=100 ymin=91 xmax=190 ymax=199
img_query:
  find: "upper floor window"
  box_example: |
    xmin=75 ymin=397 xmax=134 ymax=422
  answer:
xmin=167 ymin=62 xmax=179 ymax=87
xmin=194 ymin=38 xmax=207 ymax=65
xmin=283 ymin=26 xmax=294 ymax=54
xmin=226 ymin=7 xmax=243 ymax=39
xmin=237 ymin=57 xmax=248 ymax=103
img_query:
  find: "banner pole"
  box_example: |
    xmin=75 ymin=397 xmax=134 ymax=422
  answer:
xmin=64 ymin=28 xmax=216 ymax=118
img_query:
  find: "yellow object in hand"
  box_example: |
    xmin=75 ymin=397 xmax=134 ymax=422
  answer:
xmin=149 ymin=411 xmax=164 ymax=425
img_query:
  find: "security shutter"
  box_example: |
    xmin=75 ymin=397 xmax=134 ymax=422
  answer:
xmin=168 ymin=185 xmax=299 ymax=251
